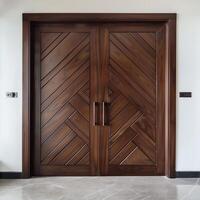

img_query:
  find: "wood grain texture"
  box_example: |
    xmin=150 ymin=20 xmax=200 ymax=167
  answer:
xmin=166 ymin=19 xmax=176 ymax=178
xmin=32 ymin=24 xmax=100 ymax=176
xmin=99 ymin=23 xmax=166 ymax=175
xmin=22 ymin=19 xmax=31 ymax=178
xmin=23 ymin=14 xmax=176 ymax=178
xmin=23 ymin=13 xmax=176 ymax=22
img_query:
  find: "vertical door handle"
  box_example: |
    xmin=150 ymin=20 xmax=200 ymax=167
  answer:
xmin=102 ymin=102 xmax=110 ymax=126
xmin=93 ymin=102 xmax=99 ymax=126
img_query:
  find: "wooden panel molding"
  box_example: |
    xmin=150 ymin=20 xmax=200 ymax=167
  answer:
xmin=23 ymin=13 xmax=176 ymax=178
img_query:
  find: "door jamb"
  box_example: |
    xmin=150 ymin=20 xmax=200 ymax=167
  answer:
xmin=23 ymin=13 xmax=176 ymax=178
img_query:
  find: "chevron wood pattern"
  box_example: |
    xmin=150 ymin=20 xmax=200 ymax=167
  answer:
xmin=31 ymin=23 xmax=102 ymax=176
xmin=108 ymin=32 xmax=156 ymax=166
xmin=32 ymin=22 xmax=167 ymax=176
xmin=40 ymin=31 xmax=90 ymax=167
xmin=24 ymin=14 xmax=176 ymax=178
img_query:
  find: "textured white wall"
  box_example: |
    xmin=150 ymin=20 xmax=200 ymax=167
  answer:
xmin=0 ymin=0 xmax=200 ymax=172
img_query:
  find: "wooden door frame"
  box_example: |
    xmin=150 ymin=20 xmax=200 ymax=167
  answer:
xmin=23 ymin=13 xmax=176 ymax=178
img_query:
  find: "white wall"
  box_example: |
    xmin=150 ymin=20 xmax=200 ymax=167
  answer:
xmin=0 ymin=0 xmax=200 ymax=172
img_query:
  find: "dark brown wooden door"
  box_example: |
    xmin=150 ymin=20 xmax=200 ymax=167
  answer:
xmin=32 ymin=22 xmax=167 ymax=176
xmin=33 ymin=24 xmax=100 ymax=176
xmin=99 ymin=23 xmax=166 ymax=175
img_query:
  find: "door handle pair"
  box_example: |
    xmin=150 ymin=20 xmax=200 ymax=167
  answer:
xmin=93 ymin=102 xmax=109 ymax=126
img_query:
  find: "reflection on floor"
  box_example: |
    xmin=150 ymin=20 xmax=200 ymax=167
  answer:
xmin=0 ymin=177 xmax=200 ymax=200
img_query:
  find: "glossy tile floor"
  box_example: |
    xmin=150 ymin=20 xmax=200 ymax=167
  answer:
xmin=0 ymin=177 xmax=200 ymax=200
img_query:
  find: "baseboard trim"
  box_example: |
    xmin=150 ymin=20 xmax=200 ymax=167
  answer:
xmin=0 ymin=171 xmax=199 ymax=178
xmin=176 ymin=172 xmax=200 ymax=178
xmin=0 ymin=172 xmax=22 ymax=179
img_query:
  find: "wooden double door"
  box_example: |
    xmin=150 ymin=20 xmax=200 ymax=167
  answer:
xmin=32 ymin=22 xmax=166 ymax=176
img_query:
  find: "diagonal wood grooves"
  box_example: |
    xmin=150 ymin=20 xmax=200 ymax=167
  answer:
xmin=65 ymin=144 xmax=88 ymax=165
xmin=131 ymin=127 xmax=156 ymax=162
xmin=110 ymin=103 xmax=139 ymax=136
xmin=110 ymin=54 xmax=155 ymax=101
xmin=41 ymin=39 xmax=90 ymax=89
xmin=111 ymin=111 xmax=143 ymax=143
xmin=69 ymin=95 xmax=89 ymax=122
xmin=109 ymin=140 xmax=137 ymax=164
xmin=109 ymin=41 xmax=156 ymax=96
xmin=41 ymin=32 xmax=61 ymax=51
xmin=78 ymin=152 xmax=89 ymax=165
xmin=41 ymin=32 xmax=62 ymax=53
xmin=41 ymin=33 xmax=62 ymax=54
xmin=131 ymin=122 xmax=155 ymax=145
xmin=109 ymin=82 xmax=140 ymax=110
xmin=138 ymin=33 xmax=156 ymax=49
xmin=41 ymin=33 xmax=89 ymax=79
xmin=41 ymin=78 xmax=89 ymax=128
xmin=108 ymin=30 xmax=157 ymax=167
xmin=132 ymin=140 xmax=155 ymax=163
xmin=34 ymin=24 xmax=163 ymax=173
xmin=41 ymin=110 xmax=76 ymax=144
xmin=41 ymin=32 xmax=70 ymax=61
xmin=41 ymin=104 xmax=75 ymax=142
xmin=41 ymin=131 xmax=76 ymax=164
xmin=109 ymin=129 xmax=138 ymax=160
xmin=78 ymin=83 xmax=90 ymax=103
xmin=130 ymin=33 xmax=155 ymax=55
xmin=41 ymin=59 xmax=89 ymax=104
xmin=41 ymin=35 xmax=90 ymax=87
xmin=68 ymin=111 xmax=89 ymax=142
xmin=41 ymin=49 xmax=89 ymax=103
xmin=119 ymin=146 xmax=138 ymax=165
xmin=41 ymin=129 xmax=75 ymax=162
xmin=49 ymin=136 xmax=85 ymax=165
xmin=41 ymin=43 xmax=89 ymax=90
xmin=110 ymin=60 xmax=155 ymax=105
xmin=110 ymin=94 xmax=129 ymax=120
xmin=41 ymin=68 xmax=89 ymax=121
xmin=110 ymin=141 xmax=134 ymax=163
xmin=41 ymin=62 xmax=89 ymax=112
xmin=109 ymin=65 xmax=155 ymax=111
xmin=112 ymin=32 xmax=156 ymax=65
xmin=65 ymin=120 xmax=89 ymax=144
xmin=110 ymin=33 xmax=156 ymax=82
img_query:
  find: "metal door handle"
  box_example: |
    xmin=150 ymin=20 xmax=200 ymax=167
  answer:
xmin=93 ymin=102 xmax=99 ymax=126
xmin=102 ymin=102 xmax=110 ymax=126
